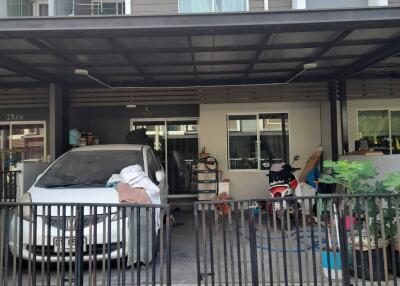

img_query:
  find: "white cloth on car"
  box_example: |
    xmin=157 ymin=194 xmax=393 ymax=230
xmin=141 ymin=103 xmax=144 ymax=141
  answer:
xmin=120 ymin=165 xmax=161 ymax=206
xmin=119 ymin=165 xmax=161 ymax=267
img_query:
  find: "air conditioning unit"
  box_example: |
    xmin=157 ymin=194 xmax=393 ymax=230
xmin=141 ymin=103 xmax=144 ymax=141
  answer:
xmin=24 ymin=128 xmax=39 ymax=136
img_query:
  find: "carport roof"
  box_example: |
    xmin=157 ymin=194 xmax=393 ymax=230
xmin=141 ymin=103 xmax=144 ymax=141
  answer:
xmin=0 ymin=7 xmax=400 ymax=88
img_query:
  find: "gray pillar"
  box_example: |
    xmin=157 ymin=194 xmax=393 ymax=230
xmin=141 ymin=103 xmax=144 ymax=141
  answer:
xmin=49 ymin=83 xmax=68 ymax=161
xmin=339 ymin=80 xmax=349 ymax=154
xmin=0 ymin=0 xmax=7 ymax=17
xmin=329 ymin=80 xmax=339 ymax=161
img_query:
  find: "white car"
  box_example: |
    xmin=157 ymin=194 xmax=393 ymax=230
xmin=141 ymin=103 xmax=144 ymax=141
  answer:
xmin=9 ymin=144 xmax=168 ymax=262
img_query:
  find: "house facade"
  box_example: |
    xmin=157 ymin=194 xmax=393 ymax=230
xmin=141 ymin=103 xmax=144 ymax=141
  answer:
xmin=0 ymin=1 xmax=400 ymax=199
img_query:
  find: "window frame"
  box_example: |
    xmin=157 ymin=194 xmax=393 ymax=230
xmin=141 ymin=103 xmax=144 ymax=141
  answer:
xmin=178 ymin=0 xmax=249 ymax=13
xmin=226 ymin=111 xmax=290 ymax=172
xmin=33 ymin=1 xmax=48 ymax=16
xmin=0 ymin=120 xmax=47 ymax=162
xmin=356 ymin=108 xmax=400 ymax=155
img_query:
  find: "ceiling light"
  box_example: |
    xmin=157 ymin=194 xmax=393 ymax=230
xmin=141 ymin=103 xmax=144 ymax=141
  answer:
xmin=126 ymin=104 xmax=137 ymax=108
xmin=74 ymin=68 xmax=89 ymax=76
xmin=303 ymin=63 xmax=318 ymax=70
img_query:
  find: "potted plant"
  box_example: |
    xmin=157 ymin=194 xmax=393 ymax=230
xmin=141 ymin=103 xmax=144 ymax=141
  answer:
xmin=382 ymin=172 xmax=400 ymax=276
xmin=319 ymin=160 xmax=388 ymax=281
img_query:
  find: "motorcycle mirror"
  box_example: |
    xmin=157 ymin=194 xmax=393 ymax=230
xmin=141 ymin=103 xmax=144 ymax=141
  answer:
xmin=262 ymin=162 xmax=270 ymax=168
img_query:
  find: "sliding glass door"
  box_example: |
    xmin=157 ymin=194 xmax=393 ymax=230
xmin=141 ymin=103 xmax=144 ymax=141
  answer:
xmin=131 ymin=118 xmax=198 ymax=194
xmin=130 ymin=120 xmax=166 ymax=167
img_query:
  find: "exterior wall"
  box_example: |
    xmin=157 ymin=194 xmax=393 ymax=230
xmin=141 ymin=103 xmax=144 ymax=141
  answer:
xmin=197 ymin=97 xmax=400 ymax=200
xmin=249 ymin=0 xmax=265 ymax=11
xmin=347 ymin=98 xmax=400 ymax=153
xmin=199 ymin=101 xmax=324 ymax=200
xmin=389 ymin=0 xmax=400 ymax=5
xmin=268 ymin=0 xmax=292 ymax=10
xmin=307 ymin=0 xmax=368 ymax=9
xmin=132 ymin=0 xmax=178 ymax=15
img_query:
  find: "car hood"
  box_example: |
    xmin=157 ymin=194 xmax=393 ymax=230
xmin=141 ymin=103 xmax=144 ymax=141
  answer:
xmin=29 ymin=186 xmax=119 ymax=215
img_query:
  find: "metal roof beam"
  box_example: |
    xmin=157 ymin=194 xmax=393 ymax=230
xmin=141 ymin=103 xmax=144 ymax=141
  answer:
xmin=334 ymin=35 xmax=400 ymax=79
xmin=0 ymin=39 xmax=387 ymax=56
xmin=286 ymin=30 xmax=353 ymax=81
xmin=0 ymin=54 xmax=61 ymax=84
xmin=27 ymin=38 xmax=112 ymax=86
xmin=30 ymin=55 xmax=360 ymax=68
xmin=106 ymin=38 xmax=153 ymax=82
xmin=242 ymin=34 xmax=272 ymax=83
xmin=188 ymin=36 xmax=199 ymax=84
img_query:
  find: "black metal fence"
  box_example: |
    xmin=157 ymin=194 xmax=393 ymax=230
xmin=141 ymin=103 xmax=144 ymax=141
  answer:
xmin=0 ymin=171 xmax=20 ymax=202
xmin=195 ymin=195 xmax=400 ymax=286
xmin=0 ymin=203 xmax=171 ymax=286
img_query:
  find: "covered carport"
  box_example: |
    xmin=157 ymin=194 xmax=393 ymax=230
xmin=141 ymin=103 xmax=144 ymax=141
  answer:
xmin=1 ymin=8 xmax=400 ymax=285
xmin=0 ymin=7 xmax=400 ymax=164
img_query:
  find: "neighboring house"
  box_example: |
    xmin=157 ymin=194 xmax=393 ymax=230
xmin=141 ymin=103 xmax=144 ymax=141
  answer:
xmin=2 ymin=0 xmax=397 ymax=16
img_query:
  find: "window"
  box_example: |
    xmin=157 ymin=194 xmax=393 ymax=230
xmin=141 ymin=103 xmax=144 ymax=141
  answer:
xmin=38 ymin=4 xmax=48 ymax=15
xmin=93 ymin=2 xmax=125 ymax=15
xmin=0 ymin=121 xmax=46 ymax=169
xmin=227 ymin=113 xmax=289 ymax=170
xmin=259 ymin=113 xmax=289 ymax=169
xmin=33 ymin=1 xmax=48 ymax=16
xmin=357 ymin=110 xmax=400 ymax=155
xmin=7 ymin=0 xmax=33 ymax=16
xmin=179 ymin=0 xmax=248 ymax=13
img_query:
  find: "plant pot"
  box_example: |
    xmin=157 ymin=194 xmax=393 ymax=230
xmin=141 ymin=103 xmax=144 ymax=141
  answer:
xmin=352 ymin=235 xmax=388 ymax=281
xmin=355 ymin=248 xmax=386 ymax=281
xmin=388 ymin=238 xmax=400 ymax=276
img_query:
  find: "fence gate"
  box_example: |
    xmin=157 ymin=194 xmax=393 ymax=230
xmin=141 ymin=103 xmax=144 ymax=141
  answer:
xmin=0 ymin=171 xmax=20 ymax=202
xmin=0 ymin=202 xmax=172 ymax=286
xmin=195 ymin=195 xmax=400 ymax=286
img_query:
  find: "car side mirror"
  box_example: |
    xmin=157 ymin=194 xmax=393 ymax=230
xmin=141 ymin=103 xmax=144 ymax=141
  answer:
xmin=155 ymin=170 xmax=165 ymax=183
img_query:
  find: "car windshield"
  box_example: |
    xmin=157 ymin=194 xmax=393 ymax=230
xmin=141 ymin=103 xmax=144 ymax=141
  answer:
xmin=36 ymin=150 xmax=144 ymax=188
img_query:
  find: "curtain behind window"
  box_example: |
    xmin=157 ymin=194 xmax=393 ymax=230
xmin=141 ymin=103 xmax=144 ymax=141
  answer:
xmin=179 ymin=0 xmax=213 ymax=13
xmin=216 ymin=0 xmax=246 ymax=12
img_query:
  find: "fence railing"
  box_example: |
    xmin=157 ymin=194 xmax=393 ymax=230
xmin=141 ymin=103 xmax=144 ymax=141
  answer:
xmin=0 ymin=171 xmax=20 ymax=202
xmin=0 ymin=203 xmax=171 ymax=286
xmin=195 ymin=194 xmax=400 ymax=286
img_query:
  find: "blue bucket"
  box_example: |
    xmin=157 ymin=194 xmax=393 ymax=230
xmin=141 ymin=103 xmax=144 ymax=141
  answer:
xmin=322 ymin=250 xmax=342 ymax=279
xmin=322 ymin=250 xmax=342 ymax=269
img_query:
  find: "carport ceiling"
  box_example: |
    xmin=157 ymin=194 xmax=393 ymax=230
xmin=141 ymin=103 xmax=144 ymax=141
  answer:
xmin=0 ymin=8 xmax=400 ymax=88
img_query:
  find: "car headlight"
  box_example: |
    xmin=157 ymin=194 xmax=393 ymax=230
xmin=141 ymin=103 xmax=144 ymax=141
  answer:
xmin=17 ymin=193 xmax=33 ymax=222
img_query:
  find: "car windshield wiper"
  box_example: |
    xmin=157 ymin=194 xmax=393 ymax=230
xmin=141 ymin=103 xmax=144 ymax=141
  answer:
xmin=38 ymin=183 xmax=105 ymax=188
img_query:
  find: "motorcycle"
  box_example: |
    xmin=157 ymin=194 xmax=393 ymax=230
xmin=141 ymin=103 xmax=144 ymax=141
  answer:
xmin=263 ymin=155 xmax=302 ymax=226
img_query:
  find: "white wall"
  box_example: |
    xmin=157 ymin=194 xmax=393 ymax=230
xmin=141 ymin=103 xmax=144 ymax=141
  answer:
xmin=198 ymin=98 xmax=400 ymax=200
xmin=199 ymin=101 xmax=324 ymax=200
xmin=347 ymin=98 xmax=400 ymax=152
